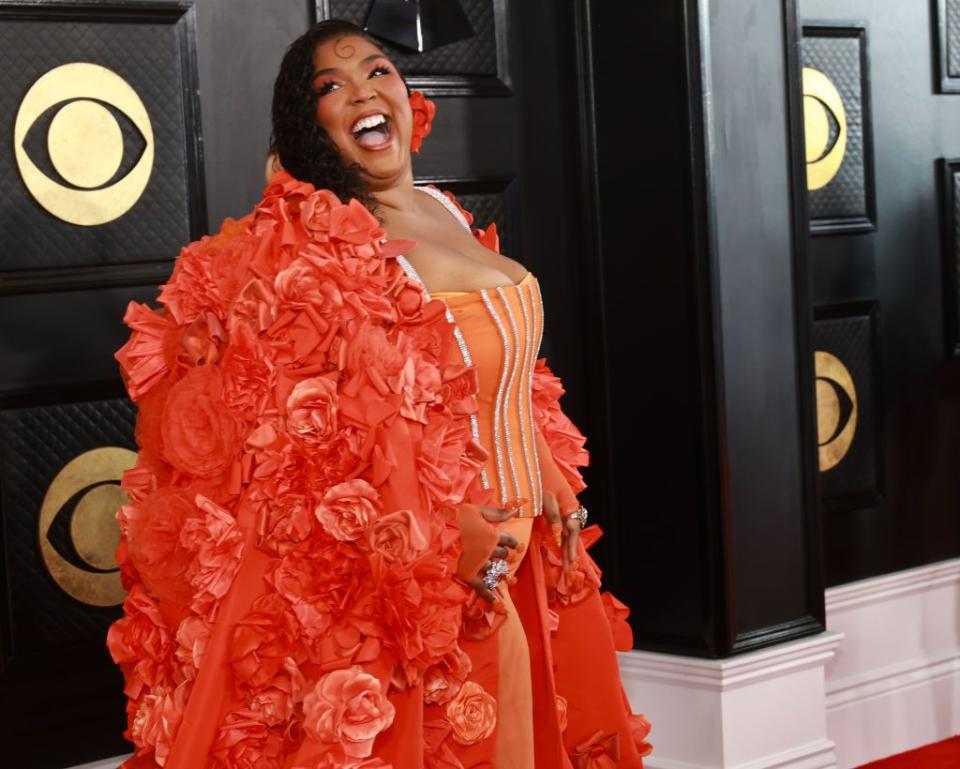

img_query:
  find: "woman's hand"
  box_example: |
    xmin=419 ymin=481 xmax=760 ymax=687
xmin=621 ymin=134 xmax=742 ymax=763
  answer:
xmin=543 ymin=491 xmax=580 ymax=573
xmin=466 ymin=505 xmax=519 ymax=602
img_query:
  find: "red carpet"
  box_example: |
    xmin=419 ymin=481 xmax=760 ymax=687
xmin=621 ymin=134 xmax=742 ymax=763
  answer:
xmin=858 ymin=737 xmax=960 ymax=768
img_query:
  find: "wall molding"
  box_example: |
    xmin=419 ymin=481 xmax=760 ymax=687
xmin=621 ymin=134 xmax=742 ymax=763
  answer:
xmin=825 ymin=557 xmax=960 ymax=612
xmin=824 ymin=557 xmax=960 ymax=768
xmin=620 ymin=631 xmax=842 ymax=692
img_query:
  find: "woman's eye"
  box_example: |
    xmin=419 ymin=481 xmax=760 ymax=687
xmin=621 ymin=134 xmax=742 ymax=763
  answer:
xmin=370 ymin=65 xmax=392 ymax=78
xmin=316 ymin=81 xmax=341 ymax=96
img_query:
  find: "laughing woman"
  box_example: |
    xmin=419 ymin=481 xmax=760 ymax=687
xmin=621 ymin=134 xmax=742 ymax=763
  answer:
xmin=108 ymin=19 xmax=651 ymax=769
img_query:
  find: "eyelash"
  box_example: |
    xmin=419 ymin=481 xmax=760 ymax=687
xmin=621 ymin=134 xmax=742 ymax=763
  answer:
xmin=316 ymin=64 xmax=392 ymax=96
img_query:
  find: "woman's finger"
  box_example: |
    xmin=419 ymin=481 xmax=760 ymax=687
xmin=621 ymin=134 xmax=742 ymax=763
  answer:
xmin=563 ymin=515 xmax=581 ymax=570
xmin=491 ymin=545 xmax=508 ymax=559
xmin=542 ymin=492 xmax=561 ymax=524
xmin=498 ymin=531 xmax=519 ymax=549
xmin=480 ymin=505 xmax=518 ymax=523
xmin=468 ymin=574 xmax=498 ymax=603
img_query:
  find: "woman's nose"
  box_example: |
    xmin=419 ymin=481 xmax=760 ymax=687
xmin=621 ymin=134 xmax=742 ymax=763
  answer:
xmin=352 ymin=85 xmax=377 ymax=103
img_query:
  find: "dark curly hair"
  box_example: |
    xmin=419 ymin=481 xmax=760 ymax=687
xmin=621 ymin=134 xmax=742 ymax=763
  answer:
xmin=270 ymin=20 xmax=400 ymax=210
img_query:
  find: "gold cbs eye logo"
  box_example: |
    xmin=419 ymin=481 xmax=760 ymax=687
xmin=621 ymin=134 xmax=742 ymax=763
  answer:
xmin=38 ymin=447 xmax=137 ymax=607
xmin=815 ymin=351 xmax=858 ymax=472
xmin=14 ymin=62 xmax=154 ymax=226
xmin=802 ymin=66 xmax=848 ymax=191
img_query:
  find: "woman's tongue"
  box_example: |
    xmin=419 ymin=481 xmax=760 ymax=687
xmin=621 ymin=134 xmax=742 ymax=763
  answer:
xmin=355 ymin=124 xmax=390 ymax=148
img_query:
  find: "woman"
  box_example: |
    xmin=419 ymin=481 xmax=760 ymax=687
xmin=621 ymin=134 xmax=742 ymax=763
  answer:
xmin=108 ymin=19 xmax=650 ymax=769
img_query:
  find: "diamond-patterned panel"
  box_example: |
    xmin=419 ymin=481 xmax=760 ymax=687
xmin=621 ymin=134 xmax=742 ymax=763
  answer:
xmin=948 ymin=0 xmax=960 ymax=77
xmin=326 ymin=0 xmax=498 ymax=76
xmin=802 ymin=32 xmax=870 ymax=223
xmin=0 ymin=398 xmax=135 ymax=659
xmin=0 ymin=13 xmax=198 ymax=273
xmin=814 ymin=308 xmax=881 ymax=511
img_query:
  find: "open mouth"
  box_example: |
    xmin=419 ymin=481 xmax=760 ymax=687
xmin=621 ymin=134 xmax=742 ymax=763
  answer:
xmin=351 ymin=113 xmax=393 ymax=150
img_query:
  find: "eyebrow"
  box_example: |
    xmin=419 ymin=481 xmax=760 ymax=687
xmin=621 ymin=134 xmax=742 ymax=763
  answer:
xmin=313 ymin=53 xmax=387 ymax=79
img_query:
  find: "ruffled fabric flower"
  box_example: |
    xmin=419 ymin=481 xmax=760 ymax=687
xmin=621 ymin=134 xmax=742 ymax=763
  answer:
xmin=120 ymin=487 xmax=200 ymax=606
xmin=180 ymin=494 xmax=245 ymax=620
xmin=302 ymin=666 xmax=396 ymax=758
xmin=367 ymin=510 xmax=429 ymax=564
xmin=130 ymin=682 xmax=189 ymax=766
xmin=601 ymin=591 xmax=634 ymax=652
xmin=315 ymin=479 xmax=382 ymax=542
xmin=174 ymin=615 xmax=211 ymax=681
xmin=160 ymin=364 xmax=243 ymax=479
xmin=115 ymin=302 xmax=173 ymax=402
xmin=270 ymin=536 xmax=368 ymax=642
xmin=286 ymin=375 xmax=340 ymax=450
xmin=443 ymin=680 xmax=496 ymax=746
xmin=423 ymin=647 xmax=472 ymax=705
xmin=228 ymin=593 xmax=306 ymax=725
xmin=409 ymin=91 xmax=436 ymax=154
xmin=107 ymin=583 xmax=175 ymax=700
xmin=531 ymin=358 xmax=590 ymax=494
xmin=570 ymin=730 xmax=621 ymax=769
xmin=211 ymin=708 xmax=286 ymax=769
xmin=629 ymin=713 xmax=654 ymax=758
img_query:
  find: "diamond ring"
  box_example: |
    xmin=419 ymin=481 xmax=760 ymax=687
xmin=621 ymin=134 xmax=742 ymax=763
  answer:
xmin=482 ymin=558 xmax=509 ymax=590
xmin=568 ymin=506 xmax=588 ymax=529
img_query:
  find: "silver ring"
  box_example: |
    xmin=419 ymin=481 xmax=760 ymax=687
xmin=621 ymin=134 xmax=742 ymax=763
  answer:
xmin=483 ymin=558 xmax=509 ymax=590
xmin=569 ymin=506 xmax=588 ymax=529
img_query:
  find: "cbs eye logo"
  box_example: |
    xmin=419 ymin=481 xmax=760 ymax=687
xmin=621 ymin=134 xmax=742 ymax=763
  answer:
xmin=14 ymin=62 xmax=154 ymax=226
xmin=38 ymin=447 xmax=137 ymax=607
xmin=802 ymin=66 xmax=847 ymax=191
xmin=815 ymin=351 xmax=858 ymax=472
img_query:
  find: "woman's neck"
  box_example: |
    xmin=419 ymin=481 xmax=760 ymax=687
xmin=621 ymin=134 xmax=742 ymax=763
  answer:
xmin=369 ymin=167 xmax=420 ymax=215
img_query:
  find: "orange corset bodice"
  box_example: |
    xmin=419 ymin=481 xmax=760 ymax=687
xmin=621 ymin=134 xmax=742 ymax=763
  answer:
xmin=432 ymin=272 xmax=545 ymax=518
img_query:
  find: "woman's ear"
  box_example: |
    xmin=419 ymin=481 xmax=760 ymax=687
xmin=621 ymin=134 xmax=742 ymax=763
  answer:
xmin=265 ymin=152 xmax=283 ymax=183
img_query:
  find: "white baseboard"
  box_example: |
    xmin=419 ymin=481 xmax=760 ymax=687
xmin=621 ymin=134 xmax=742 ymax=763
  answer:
xmin=824 ymin=558 xmax=960 ymax=768
xmin=619 ymin=632 xmax=841 ymax=769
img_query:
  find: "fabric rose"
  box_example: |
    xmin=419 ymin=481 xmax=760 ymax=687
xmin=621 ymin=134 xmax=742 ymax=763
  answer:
xmin=211 ymin=708 xmax=286 ymax=769
xmin=423 ymin=647 xmax=472 ymax=705
xmin=120 ymin=488 xmax=200 ymax=605
xmin=130 ymin=683 xmax=188 ymax=766
xmin=107 ymin=583 xmax=174 ymax=700
xmin=302 ymin=666 xmax=396 ymax=758
xmin=256 ymin=491 xmax=315 ymax=556
xmin=180 ymin=494 xmax=245 ymax=620
xmin=160 ymin=364 xmax=243 ymax=478
xmin=409 ymin=90 xmax=436 ymax=154
xmin=330 ymin=198 xmax=386 ymax=246
xmin=222 ymin=321 xmax=274 ymax=421
xmin=315 ymin=479 xmax=382 ymax=541
xmin=302 ymin=188 xmax=342 ymax=235
xmin=443 ymin=680 xmax=496 ymax=746
xmin=174 ymin=615 xmax=212 ymax=681
xmin=274 ymin=256 xmax=344 ymax=315
xmin=286 ymin=376 xmax=339 ymax=450
xmin=367 ymin=510 xmax=429 ymax=564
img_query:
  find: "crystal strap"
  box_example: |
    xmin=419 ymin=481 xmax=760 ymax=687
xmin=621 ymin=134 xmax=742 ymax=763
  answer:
xmin=496 ymin=285 xmax=524 ymax=504
xmin=415 ymin=185 xmax=472 ymax=232
xmin=396 ymin=253 xmax=490 ymax=490
xmin=525 ymin=280 xmax=544 ymax=514
xmin=479 ymin=288 xmax=511 ymax=506
xmin=516 ymin=284 xmax=541 ymax=516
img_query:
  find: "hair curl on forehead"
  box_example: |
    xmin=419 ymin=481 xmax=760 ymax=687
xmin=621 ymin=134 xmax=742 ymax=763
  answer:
xmin=270 ymin=20 xmax=404 ymax=211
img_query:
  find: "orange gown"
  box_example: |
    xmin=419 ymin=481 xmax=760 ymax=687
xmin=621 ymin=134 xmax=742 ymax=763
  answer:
xmin=107 ymin=172 xmax=650 ymax=769
xmin=398 ymin=186 xmax=651 ymax=768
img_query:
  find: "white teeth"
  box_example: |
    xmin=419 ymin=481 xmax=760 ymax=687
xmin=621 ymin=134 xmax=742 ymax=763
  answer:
xmin=351 ymin=113 xmax=387 ymax=133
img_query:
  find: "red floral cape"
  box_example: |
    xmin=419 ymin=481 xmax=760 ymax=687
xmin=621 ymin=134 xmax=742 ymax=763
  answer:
xmin=107 ymin=171 xmax=602 ymax=768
